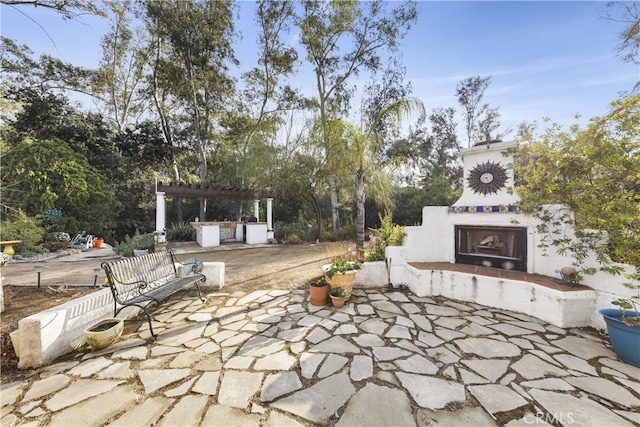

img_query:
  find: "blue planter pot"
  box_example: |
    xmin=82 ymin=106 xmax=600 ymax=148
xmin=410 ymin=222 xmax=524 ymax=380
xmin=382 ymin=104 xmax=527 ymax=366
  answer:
xmin=599 ymin=308 xmax=640 ymax=368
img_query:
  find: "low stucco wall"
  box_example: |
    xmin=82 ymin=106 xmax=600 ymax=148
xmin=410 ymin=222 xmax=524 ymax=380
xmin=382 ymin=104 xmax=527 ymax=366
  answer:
xmin=16 ymin=262 xmax=224 ymax=369
xmin=354 ymin=261 xmax=388 ymax=288
xmin=401 ymin=265 xmax=595 ymax=329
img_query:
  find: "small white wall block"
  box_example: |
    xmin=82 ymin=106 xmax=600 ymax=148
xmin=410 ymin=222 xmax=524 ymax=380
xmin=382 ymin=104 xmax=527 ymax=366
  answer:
xmin=245 ymin=223 xmax=268 ymax=244
xmin=354 ymin=262 xmax=388 ymax=288
xmin=191 ymin=222 xmax=220 ymax=247
xmin=201 ymin=262 xmax=225 ymax=290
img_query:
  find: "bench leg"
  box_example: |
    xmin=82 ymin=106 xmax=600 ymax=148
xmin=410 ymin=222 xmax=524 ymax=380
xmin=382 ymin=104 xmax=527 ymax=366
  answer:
xmin=141 ymin=306 xmax=159 ymax=340
xmin=116 ymin=303 xmax=159 ymax=340
xmin=195 ymin=280 xmax=206 ymax=303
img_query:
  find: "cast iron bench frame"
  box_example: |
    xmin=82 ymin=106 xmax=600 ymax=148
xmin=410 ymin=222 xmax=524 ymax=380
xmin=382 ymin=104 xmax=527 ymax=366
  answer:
xmin=101 ymin=249 xmax=206 ymax=339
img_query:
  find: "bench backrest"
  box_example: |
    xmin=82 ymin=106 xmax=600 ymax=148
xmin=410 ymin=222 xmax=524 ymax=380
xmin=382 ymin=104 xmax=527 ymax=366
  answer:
xmin=102 ymin=250 xmax=178 ymax=303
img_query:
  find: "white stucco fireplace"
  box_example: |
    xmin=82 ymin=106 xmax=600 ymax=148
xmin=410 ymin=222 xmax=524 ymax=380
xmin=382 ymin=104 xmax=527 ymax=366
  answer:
xmin=385 ymin=140 xmax=635 ymax=330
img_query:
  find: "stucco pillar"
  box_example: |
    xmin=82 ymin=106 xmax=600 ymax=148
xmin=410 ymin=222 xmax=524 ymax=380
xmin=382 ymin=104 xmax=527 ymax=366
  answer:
xmin=156 ymin=192 xmax=166 ymax=233
xmin=254 ymin=200 xmax=260 ymax=222
xmin=266 ymin=198 xmax=274 ymax=240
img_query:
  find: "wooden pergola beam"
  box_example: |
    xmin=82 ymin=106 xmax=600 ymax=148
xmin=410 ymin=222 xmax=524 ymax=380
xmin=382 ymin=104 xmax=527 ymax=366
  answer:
xmin=153 ymin=183 xmax=258 ymax=200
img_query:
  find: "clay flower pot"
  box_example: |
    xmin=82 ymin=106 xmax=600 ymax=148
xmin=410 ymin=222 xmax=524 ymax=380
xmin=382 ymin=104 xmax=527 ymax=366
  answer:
xmin=322 ymin=258 xmax=361 ymax=301
xmin=329 ymin=286 xmax=348 ymax=308
xmin=330 ymin=295 xmax=345 ymax=308
xmin=309 ymin=278 xmax=329 ymax=306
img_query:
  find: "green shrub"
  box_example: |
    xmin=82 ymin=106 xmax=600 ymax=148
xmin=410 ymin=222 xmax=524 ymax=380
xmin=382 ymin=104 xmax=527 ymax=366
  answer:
xmin=365 ymin=212 xmax=406 ymax=261
xmin=166 ymin=221 xmax=194 ymax=241
xmin=44 ymin=241 xmax=70 ymax=252
xmin=113 ymin=230 xmax=156 ymax=257
xmin=275 ymin=220 xmax=314 ymax=243
xmin=284 ymin=234 xmax=304 ymax=245
xmin=0 ymin=211 xmax=44 ymax=252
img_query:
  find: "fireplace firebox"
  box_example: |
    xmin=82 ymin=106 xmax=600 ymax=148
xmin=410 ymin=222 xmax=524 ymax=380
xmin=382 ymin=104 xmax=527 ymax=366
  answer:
xmin=455 ymin=226 xmax=527 ymax=271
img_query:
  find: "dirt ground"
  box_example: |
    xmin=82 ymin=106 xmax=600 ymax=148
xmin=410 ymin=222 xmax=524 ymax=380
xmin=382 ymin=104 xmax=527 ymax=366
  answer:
xmin=0 ymin=242 xmax=354 ymax=380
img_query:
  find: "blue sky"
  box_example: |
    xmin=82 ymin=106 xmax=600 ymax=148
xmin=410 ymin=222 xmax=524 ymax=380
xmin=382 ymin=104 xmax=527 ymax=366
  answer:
xmin=1 ymin=1 xmax=637 ymax=138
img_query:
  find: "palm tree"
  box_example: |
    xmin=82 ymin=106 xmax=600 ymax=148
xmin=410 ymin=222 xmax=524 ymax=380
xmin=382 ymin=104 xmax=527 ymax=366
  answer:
xmin=342 ymin=98 xmax=425 ymax=259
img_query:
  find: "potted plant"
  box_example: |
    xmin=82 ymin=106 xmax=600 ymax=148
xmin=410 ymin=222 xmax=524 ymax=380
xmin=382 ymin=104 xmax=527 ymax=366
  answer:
xmin=329 ymin=286 xmax=348 ymax=308
xmin=323 ymin=257 xmax=362 ymax=300
xmin=309 ymin=277 xmax=329 ymax=306
xmin=599 ymin=293 xmax=640 ymax=367
xmin=93 ymin=237 xmax=104 ymax=249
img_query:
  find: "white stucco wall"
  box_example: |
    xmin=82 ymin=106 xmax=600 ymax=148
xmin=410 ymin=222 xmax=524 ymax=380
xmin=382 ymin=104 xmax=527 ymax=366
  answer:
xmin=16 ymin=261 xmax=225 ymax=369
xmin=386 ymin=140 xmax=635 ymax=331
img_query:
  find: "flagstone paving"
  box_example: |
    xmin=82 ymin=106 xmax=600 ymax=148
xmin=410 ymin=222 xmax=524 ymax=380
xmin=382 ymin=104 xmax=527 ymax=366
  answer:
xmin=2 ymin=288 xmax=640 ymax=426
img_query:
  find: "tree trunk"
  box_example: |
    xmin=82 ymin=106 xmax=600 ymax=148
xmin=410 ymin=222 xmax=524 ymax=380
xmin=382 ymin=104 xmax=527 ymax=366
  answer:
xmin=355 ymin=169 xmax=366 ymax=261
xmin=329 ymin=177 xmax=341 ymax=232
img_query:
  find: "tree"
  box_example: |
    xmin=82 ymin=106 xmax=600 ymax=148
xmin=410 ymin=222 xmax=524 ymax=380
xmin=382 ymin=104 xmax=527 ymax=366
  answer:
xmin=223 ymin=0 xmax=300 ymax=218
xmin=341 ymin=98 xmax=424 ymax=258
xmin=605 ymin=1 xmax=640 ymax=66
xmin=456 ymin=76 xmax=503 ymax=146
xmin=604 ymin=2 xmax=640 ymax=91
xmin=93 ymin=0 xmax=150 ymax=132
xmin=298 ymin=0 xmax=418 ymax=231
xmin=1 ymin=137 xmax=117 ymax=237
xmin=514 ymin=95 xmax=640 ymax=280
xmin=386 ymin=107 xmax=462 ymax=203
xmin=6 ymin=87 xmax=117 ymax=171
xmin=0 ymin=0 xmax=106 ymax=20
xmin=145 ymin=0 xmax=238 ymax=222
xmin=1 ymin=37 xmax=94 ymax=97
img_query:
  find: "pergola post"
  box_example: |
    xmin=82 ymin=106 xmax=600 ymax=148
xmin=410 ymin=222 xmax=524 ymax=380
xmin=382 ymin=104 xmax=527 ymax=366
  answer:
xmin=156 ymin=192 xmax=166 ymax=233
xmin=266 ymin=198 xmax=274 ymax=240
xmin=254 ymin=200 xmax=260 ymax=222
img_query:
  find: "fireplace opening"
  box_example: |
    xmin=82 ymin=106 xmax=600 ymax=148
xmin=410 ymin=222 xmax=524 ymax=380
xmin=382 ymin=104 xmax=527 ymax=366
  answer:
xmin=455 ymin=226 xmax=527 ymax=271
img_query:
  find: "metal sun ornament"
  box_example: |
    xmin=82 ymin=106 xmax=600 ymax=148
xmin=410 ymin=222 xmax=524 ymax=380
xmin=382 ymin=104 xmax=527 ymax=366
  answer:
xmin=467 ymin=161 xmax=508 ymax=196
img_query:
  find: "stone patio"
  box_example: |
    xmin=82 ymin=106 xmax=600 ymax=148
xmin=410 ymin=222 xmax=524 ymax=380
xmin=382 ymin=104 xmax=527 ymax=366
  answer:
xmin=2 ymin=287 xmax=639 ymax=426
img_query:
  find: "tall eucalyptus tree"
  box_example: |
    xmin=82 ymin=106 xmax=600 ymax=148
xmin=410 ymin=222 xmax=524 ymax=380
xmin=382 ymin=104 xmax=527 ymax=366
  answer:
xmin=226 ymin=0 xmax=300 ymax=216
xmin=92 ymin=0 xmax=150 ymax=133
xmin=145 ymin=0 xmax=238 ymax=221
xmin=298 ymin=0 xmax=417 ymax=231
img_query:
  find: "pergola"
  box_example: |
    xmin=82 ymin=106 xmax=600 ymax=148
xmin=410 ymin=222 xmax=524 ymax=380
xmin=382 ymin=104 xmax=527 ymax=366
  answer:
xmin=153 ymin=183 xmax=274 ymax=242
xmin=154 ymin=183 xmax=259 ymax=200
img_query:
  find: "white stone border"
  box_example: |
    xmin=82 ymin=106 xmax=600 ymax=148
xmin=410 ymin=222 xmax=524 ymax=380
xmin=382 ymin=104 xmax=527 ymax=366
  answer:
xmin=401 ymin=265 xmax=596 ymax=329
xmin=15 ymin=262 xmax=224 ymax=369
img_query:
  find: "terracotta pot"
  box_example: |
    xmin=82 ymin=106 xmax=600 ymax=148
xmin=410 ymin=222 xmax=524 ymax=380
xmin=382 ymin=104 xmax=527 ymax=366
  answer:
xmin=93 ymin=238 xmax=104 ymax=249
xmin=309 ymin=284 xmax=329 ymax=306
xmin=84 ymin=318 xmax=124 ymax=350
xmin=324 ymin=270 xmax=356 ymax=300
xmin=330 ymin=295 xmax=345 ymax=308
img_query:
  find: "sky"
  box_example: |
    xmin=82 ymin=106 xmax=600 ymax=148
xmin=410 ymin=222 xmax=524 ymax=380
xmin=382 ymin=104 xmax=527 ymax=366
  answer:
xmin=1 ymin=1 xmax=638 ymax=139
